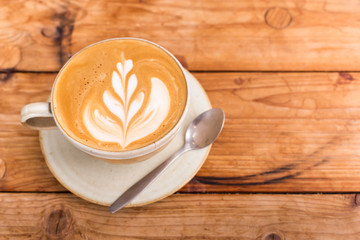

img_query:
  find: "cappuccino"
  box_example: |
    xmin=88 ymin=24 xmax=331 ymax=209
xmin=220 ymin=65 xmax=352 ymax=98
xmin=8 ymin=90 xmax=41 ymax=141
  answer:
xmin=52 ymin=39 xmax=187 ymax=151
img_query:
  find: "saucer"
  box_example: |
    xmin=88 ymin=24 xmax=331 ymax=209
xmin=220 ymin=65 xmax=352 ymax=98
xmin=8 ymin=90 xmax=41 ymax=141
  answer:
xmin=39 ymin=70 xmax=212 ymax=207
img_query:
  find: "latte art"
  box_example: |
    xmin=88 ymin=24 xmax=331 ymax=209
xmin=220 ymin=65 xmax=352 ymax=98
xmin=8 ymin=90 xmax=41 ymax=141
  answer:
xmin=84 ymin=57 xmax=171 ymax=148
xmin=52 ymin=39 xmax=187 ymax=152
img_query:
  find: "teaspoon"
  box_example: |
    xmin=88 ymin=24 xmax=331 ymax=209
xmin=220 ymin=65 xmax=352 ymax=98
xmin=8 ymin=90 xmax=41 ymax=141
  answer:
xmin=109 ymin=108 xmax=225 ymax=213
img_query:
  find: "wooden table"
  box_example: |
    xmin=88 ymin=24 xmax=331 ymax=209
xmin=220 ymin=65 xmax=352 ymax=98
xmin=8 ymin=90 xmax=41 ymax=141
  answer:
xmin=2 ymin=0 xmax=360 ymax=239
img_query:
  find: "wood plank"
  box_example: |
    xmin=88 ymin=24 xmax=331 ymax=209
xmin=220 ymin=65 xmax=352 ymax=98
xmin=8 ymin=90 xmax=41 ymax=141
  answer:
xmin=0 ymin=72 xmax=65 ymax=191
xmin=1 ymin=193 xmax=360 ymax=239
xmin=2 ymin=0 xmax=360 ymax=71
xmin=3 ymin=72 xmax=360 ymax=192
xmin=184 ymin=71 xmax=360 ymax=192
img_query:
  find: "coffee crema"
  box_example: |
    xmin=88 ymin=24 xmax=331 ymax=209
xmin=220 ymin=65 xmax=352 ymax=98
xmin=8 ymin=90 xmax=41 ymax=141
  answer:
xmin=52 ymin=39 xmax=187 ymax=151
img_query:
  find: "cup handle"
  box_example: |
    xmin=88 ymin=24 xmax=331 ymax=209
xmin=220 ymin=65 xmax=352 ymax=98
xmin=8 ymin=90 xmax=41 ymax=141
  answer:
xmin=21 ymin=102 xmax=57 ymax=129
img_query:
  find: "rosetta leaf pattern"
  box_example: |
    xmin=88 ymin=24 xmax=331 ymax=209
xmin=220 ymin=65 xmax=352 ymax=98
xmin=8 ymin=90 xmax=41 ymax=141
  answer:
xmin=108 ymin=60 xmax=145 ymax=131
xmin=84 ymin=56 xmax=171 ymax=148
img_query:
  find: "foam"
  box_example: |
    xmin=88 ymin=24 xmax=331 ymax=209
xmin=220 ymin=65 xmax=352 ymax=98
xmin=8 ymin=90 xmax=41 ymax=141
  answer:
xmin=52 ymin=39 xmax=187 ymax=151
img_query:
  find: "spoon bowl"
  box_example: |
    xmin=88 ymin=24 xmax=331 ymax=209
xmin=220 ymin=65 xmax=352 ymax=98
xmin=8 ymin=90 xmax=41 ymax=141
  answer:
xmin=185 ymin=108 xmax=225 ymax=149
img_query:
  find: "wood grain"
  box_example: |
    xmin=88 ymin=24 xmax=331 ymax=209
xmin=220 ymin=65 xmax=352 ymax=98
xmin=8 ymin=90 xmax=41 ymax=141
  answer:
xmin=3 ymin=0 xmax=360 ymax=238
xmin=184 ymin=71 xmax=360 ymax=192
xmin=0 ymin=0 xmax=82 ymax=71
xmin=2 ymin=0 xmax=360 ymax=71
xmin=3 ymin=72 xmax=360 ymax=192
xmin=0 ymin=72 xmax=65 ymax=191
xmin=1 ymin=193 xmax=360 ymax=239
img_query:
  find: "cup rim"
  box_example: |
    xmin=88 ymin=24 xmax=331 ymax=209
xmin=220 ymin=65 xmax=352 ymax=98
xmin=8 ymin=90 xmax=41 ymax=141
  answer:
xmin=50 ymin=37 xmax=189 ymax=160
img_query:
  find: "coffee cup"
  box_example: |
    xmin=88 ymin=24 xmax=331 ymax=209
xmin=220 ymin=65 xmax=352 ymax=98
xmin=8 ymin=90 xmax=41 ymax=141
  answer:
xmin=21 ymin=38 xmax=189 ymax=164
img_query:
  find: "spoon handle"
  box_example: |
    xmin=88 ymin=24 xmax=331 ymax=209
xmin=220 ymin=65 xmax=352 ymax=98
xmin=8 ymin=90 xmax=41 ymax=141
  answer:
xmin=109 ymin=146 xmax=190 ymax=213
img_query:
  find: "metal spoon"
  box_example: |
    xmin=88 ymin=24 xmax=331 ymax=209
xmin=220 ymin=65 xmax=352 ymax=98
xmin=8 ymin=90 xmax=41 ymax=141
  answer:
xmin=109 ymin=108 xmax=225 ymax=213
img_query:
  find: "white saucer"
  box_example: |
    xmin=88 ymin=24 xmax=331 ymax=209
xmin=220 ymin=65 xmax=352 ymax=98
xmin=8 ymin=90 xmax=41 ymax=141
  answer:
xmin=40 ymin=70 xmax=212 ymax=207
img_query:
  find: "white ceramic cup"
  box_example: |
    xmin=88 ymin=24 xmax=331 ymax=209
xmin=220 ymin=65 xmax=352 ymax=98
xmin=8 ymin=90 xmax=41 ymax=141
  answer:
xmin=21 ymin=38 xmax=190 ymax=164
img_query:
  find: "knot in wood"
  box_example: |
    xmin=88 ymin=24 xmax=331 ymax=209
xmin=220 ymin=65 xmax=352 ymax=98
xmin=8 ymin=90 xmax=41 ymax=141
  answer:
xmin=265 ymin=7 xmax=292 ymax=29
xmin=337 ymin=72 xmax=355 ymax=84
xmin=354 ymin=194 xmax=360 ymax=207
xmin=41 ymin=27 xmax=61 ymax=39
xmin=0 ymin=158 xmax=5 ymax=179
xmin=263 ymin=232 xmax=284 ymax=240
xmin=44 ymin=208 xmax=72 ymax=238
xmin=234 ymin=77 xmax=244 ymax=85
xmin=0 ymin=71 xmax=13 ymax=83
